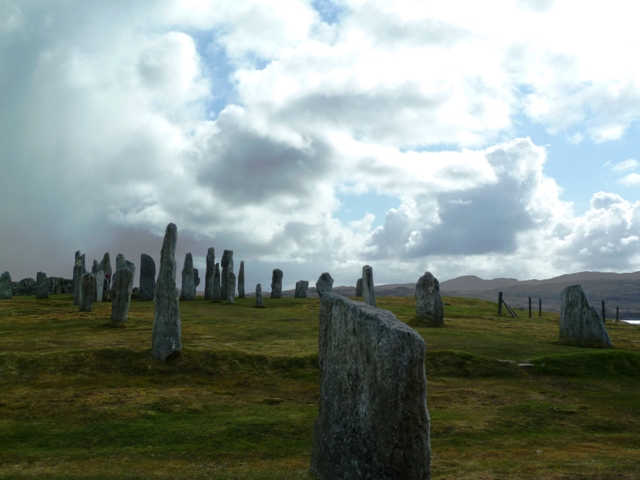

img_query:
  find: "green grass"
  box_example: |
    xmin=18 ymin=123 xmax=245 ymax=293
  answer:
xmin=1 ymin=294 xmax=640 ymax=478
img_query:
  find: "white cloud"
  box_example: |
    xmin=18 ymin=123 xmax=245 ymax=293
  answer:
xmin=611 ymin=159 xmax=639 ymax=173
xmin=619 ymin=173 xmax=640 ymax=186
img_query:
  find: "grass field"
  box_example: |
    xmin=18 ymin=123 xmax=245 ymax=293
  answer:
xmin=1 ymin=294 xmax=640 ymax=479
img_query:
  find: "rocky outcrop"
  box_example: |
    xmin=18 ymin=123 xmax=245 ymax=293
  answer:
xmin=559 ymin=285 xmax=612 ymax=347
xmin=315 ymin=272 xmax=334 ymax=298
xmin=415 ymin=272 xmax=443 ymax=327
xmin=310 ymin=293 xmax=431 ymax=479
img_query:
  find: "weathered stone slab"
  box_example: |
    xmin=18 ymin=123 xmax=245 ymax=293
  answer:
xmin=139 ymin=254 xmax=156 ymax=301
xmin=362 ymin=265 xmax=376 ymax=307
xmin=99 ymin=252 xmax=112 ymax=292
xmin=0 ymin=271 xmax=12 ymax=299
xmin=111 ymin=257 xmax=135 ymax=322
xmin=80 ymin=273 xmax=95 ymax=312
xmin=194 ymin=268 xmax=200 ymax=288
xmin=255 ymin=283 xmax=265 ymax=308
xmin=295 ymin=280 xmax=309 ymax=298
xmin=180 ymin=253 xmax=195 ymax=301
xmin=115 ymin=254 xmax=126 ymax=272
xmin=315 ymin=272 xmax=334 ymax=298
xmin=310 ymin=293 xmax=431 ymax=479
xmin=35 ymin=272 xmax=49 ymax=299
xmin=73 ymin=262 xmax=83 ymax=305
xmin=355 ymin=278 xmax=363 ymax=297
xmin=212 ymin=263 xmax=221 ymax=302
xmin=205 ymin=248 xmax=215 ymax=300
xmin=271 ymin=269 xmax=283 ymax=298
xmin=415 ymin=271 xmax=443 ymax=327
xmin=152 ymin=223 xmax=182 ymax=361
xmin=221 ymin=250 xmax=234 ymax=300
xmin=94 ymin=271 xmax=104 ymax=302
xmin=75 ymin=251 xmax=86 ymax=274
xmin=559 ymin=285 xmax=612 ymax=347
xmin=238 ymin=261 xmax=245 ymax=298
xmin=91 ymin=260 xmax=99 ymax=274
xmin=227 ymin=271 xmax=236 ymax=304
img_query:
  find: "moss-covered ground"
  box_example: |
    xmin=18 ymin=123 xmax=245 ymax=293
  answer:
xmin=1 ymin=294 xmax=640 ymax=479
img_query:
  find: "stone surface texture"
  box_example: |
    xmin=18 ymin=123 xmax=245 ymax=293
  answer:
xmin=559 ymin=285 xmax=612 ymax=347
xmin=194 ymin=268 xmax=200 ymax=288
xmin=152 ymin=223 xmax=182 ymax=362
xmin=80 ymin=273 xmax=95 ymax=312
xmin=315 ymin=272 xmax=334 ymax=298
xmin=227 ymin=271 xmax=236 ymax=304
xmin=180 ymin=253 xmax=196 ymax=301
xmin=415 ymin=272 xmax=444 ymax=326
xmin=139 ymin=254 xmax=156 ymax=301
xmin=111 ymin=257 xmax=135 ymax=322
xmin=35 ymin=272 xmax=49 ymax=299
xmin=115 ymin=254 xmax=126 ymax=272
xmin=238 ymin=261 xmax=245 ymax=298
xmin=94 ymin=271 xmax=104 ymax=302
xmin=0 ymin=271 xmax=12 ymax=299
xmin=221 ymin=250 xmax=234 ymax=300
xmin=212 ymin=263 xmax=221 ymax=302
xmin=295 ymin=280 xmax=309 ymax=298
xmin=270 ymin=268 xmax=283 ymax=298
xmin=355 ymin=278 xmax=363 ymax=297
xmin=255 ymin=283 xmax=265 ymax=308
xmin=204 ymin=248 xmax=215 ymax=300
xmin=362 ymin=265 xmax=376 ymax=307
xmin=310 ymin=293 xmax=431 ymax=479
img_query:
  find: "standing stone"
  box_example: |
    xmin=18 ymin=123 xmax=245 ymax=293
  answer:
xmin=91 ymin=260 xmax=99 ymax=274
xmin=310 ymin=293 xmax=431 ymax=479
xmin=270 ymin=268 xmax=283 ymax=298
xmin=79 ymin=273 xmax=95 ymax=312
xmin=362 ymin=265 xmax=376 ymax=307
xmin=111 ymin=257 xmax=135 ymax=322
xmin=194 ymin=268 xmax=200 ymax=289
xmin=295 ymin=280 xmax=309 ymax=298
xmin=204 ymin=248 xmax=215 ymax=300
xmin=99 ymin=252 xmax=112 ymax=292
xmin=415 ymin=271 xmax=443 ymax=327
xmin=115 ymin=254 xmax=126 ymax=272
xmin=0 ymin=271 xmax=12 ymax=299
xmin=238 ymin=261 xmax=245 ymax=298
xmin=355 ymin=278 xmax=363 ymax=297
xmin=94 ymin=270 xmax=104 ymax=302
xmin=212 ymin=263 xmax=221 ymax=302
xmin=559 ymin=285 xmax=613 ymax=347
xmin=152 ymin=223 xmax=182 ymax=361
xmin=73 ymin=262 xmax=83 ymax=305
xmin=315 ymin=272 xmax=334 ymax=298
xmin=255 ymin=283 xmax=265 ymax=308
xmin=35 ymin=272 xmax=49 ymax=299
xmin=75 ymin=251 xmax=86 ymax=273
xmin=139 ymin=254 xmax=156 ymax=301
xmin=180 ymin=253 xmax=195 ymax=301
xmin=221 ymin=250 xmax=234 ymax=300
xmin=227 ymin=271 xmax=236 ymax=304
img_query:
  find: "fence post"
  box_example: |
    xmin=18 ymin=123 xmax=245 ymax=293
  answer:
xmin=602 ymin=300 xmax=606 ymax=323
xmin=498 ymin=292 xmax=503 ymax=315
xmin=528 ymin=297 xmax=532 ymax=318
xmin=539 ymin=298 xmax=542 ymax=317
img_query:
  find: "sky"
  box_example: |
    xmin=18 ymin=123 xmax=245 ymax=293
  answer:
xmin=2 ymin=0 xmax=640 ymax=291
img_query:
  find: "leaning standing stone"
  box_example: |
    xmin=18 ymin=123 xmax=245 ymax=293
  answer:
xmin=180 ymin=253 xmax=196 ymax=301
xmin=139 ymin=254 xmax=156 ymax=301
xmin=0 ymin=271 xmax=12 ymax=299
xmin=152 ymin=223 xmax=182 ymax=361
xmin=221 ymin=250 xmax=234 ymax=300
xmin=238 ymin=261 xmax=245 ymax=298
xmin=315 ymin=272 xmax=334 ymax=298
xmin=362 ymin=265 xmax=376 ymax=307
xmin=355 ymin=278 xmax=363 ymax=297
xmin=204 ymin=248 xmax=215 ymax=300
xmin=255 ymin=283 xmax=265 ymax=308
xmin=559 ymin=285 xmax=612 ymax=347
xmin=35 ymin=272 xmax=49 ymax=299
xmin=212 ymin=263 xmax=221 ymax=302
xmin=310 ymin=293 xmax=431 ymax=479
xmin=415 ymin=271 xmax=444 ymax=327
xmin=111 ymin=257 xmax=135 ymax=322
xmin=270 ymin=268 xmax=283 ymax=298
xmin=227 ymin=271 xmax=236 ymax=304
xmin=73 ymin=262 xmax=83 ymax=305
xmin=79 ymin=273 xmax=95 ymax=312
xmin=295 ymin=280 xmax=309 ymax=298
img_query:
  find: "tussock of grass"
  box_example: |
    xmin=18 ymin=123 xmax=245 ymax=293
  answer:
xmin=530 ymin=350 xmax=640 ymax=377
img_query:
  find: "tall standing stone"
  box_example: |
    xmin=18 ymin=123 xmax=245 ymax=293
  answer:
xmin=35 ymin=272 xmax=49 ymax=299
xmin=73 ymin=261 xmax=83 ymax=305
xmin=115 ymin=254 xmax=126 ymax=272
xmin=180 ymin=253 xmax=196 ymax=301
xmin=91 ymin=260 xmax=99 ymax=274
xmin=204 ymin=248 xmax=215 ymax=300
xmin=310 ymin=293 xmax=431 ymax=479
xmin=0 ymin=271 xmax=12 ymax=299
xmin=295 ymin=280 xmax=309 ymax=298
xmin=194 ymin=268 xmax=200 ymax=288
xmin=152 ymin=223 xmax=182 ymax=361
xmin=227 ymin=271 xmax=236 ymax=304
xmin=111 ymin=257 xmax=135 ymax=322
xmin=255 ymin=283 xmax=265 ymax=308
xmin=212 ymin=263 xmax=221 ymax=302
xmin=139 ymin=254 xmax=156 ymax=301
xmin=559 ymin=285 xmax=613 ymax=347
xmin=415 ymin=271 xmax=443 ymax=327
xmin=315 ymin=272 xmax=334 ymax=298
xmin=221 ymin=250 xmax=234 ymax=300
xmin=94 ymin=271 xmax=104 ymax=302
xmin=355 ymin=278 xmax=363 ymax=297
xmin=238 ymin=261 xmax=245 ymax=298
xmin=99 ymin=252 xmax=112 ymax=292
xmin=362 ymin=265 xmax=376 ymax=307
xmin=79 ymin=273 xmax=95 ymax=312
xmin=75 ymin=251 xmax=86 ymax=273
xmin=270 ymin=268 xmax=283 ymax=298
